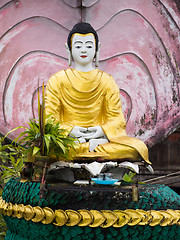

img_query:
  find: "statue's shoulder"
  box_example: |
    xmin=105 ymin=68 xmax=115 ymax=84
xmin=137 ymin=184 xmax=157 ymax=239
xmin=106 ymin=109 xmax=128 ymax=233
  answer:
xmin=51 ymin=69 xmax=67 ymax=78
xmin=98 ymin=70 xmax=119 ymax=92
xmin=99 ymin=70 xmax=115 ymax=84
xmin=101 ymin=70 xmax=112 ymax=78
xmin=48 ymin=69 xmax=69 ymax=84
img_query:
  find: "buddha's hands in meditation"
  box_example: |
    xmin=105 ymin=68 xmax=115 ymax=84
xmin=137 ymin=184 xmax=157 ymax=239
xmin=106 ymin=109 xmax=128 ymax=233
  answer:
xmin=69 ymin=126 xmax=87 ymax=143
xmin=84 ymin=126 xmax=106 ymax=140
xmin=70 ymin=126 xmax=106 ymax=139
xmin=85 ymin=126 xmax=108 ymax=151
xmin=70 ymin=126 xmax=88 ymax=138
xmin=69 ymin=126 xmax=108 ymax=151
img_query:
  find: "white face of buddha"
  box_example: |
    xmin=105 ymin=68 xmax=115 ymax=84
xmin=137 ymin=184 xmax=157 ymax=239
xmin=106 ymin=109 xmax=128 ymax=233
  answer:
xmin=71 ymin=33 xmax=96 ymax=67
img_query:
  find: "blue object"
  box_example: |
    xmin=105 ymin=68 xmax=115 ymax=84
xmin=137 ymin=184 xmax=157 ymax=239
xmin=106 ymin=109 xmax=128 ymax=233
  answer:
xmin=91 ymin=178 xmax=119 ymax=185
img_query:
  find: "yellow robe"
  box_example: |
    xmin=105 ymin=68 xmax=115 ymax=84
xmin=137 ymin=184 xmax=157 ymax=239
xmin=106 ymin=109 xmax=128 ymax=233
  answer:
xmin=45 ymin=68 xmax=150 ymax=164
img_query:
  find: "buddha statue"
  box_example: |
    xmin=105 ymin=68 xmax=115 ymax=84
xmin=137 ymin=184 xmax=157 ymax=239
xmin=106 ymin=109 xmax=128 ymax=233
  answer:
xmin=45 ymin=22 xmax=151 ymax=166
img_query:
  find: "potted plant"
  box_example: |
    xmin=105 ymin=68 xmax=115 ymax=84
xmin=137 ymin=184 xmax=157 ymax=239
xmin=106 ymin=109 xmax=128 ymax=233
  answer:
xmin=5 ymin=83 xmax=77 ymax=182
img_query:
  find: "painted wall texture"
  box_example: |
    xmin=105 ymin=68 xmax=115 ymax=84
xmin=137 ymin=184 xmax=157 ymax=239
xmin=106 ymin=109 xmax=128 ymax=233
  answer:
xmin=0 ymin=0 xmax=179 ymax=148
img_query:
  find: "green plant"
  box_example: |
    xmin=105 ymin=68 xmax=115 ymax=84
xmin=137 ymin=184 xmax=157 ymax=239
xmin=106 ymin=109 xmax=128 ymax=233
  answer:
xmin=0 ymin=137 xmax=25 ymax=183
xmin=4 ymin=82 xmax=77 ymax=162
xmin=122 ymin=171 xmax=136 ymax=183
xmin=8 ymin=117 xmax=76 ymax=161
xmin=0 ymin=137 xmax=13 ymax=164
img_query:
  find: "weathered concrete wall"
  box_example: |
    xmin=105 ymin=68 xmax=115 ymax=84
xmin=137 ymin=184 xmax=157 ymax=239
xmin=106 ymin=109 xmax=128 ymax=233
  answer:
xmin=0 ymin=0 xmax=179 ymax=148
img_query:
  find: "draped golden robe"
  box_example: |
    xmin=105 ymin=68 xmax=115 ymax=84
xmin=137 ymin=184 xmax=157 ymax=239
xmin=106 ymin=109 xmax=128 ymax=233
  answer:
xmin=45 ymin=68 xmax=150 ymax=164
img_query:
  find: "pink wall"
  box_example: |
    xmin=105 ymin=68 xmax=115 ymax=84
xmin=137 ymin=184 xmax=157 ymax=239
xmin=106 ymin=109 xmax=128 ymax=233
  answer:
xmin=0 ymin=0 xmax=179 ymax=147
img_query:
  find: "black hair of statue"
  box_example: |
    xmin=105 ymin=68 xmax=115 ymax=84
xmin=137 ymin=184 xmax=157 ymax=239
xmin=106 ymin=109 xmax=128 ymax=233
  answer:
xmin=67 ymin=22 xmax=99 ymax=51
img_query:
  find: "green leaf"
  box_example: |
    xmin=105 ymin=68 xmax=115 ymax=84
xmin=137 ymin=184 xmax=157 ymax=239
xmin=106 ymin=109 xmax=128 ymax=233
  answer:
xmin=56 ymin=140 xmax=66 ymax=154
xmin=123 ymin=173 xmax=131 ymax=182
xmin=10 ymin=155 xmax=16 ymax=168
xmin=50 ymin=134 xmax=56 ymax=142
xmin=129 ymin=171 xmax=136 ymax=179
xmin=32 ymin=146 xmax=40 ymax=156
xmin=0 ymin=145 xmax=9 ymax=151
xmin=44 ymin=135 xmax=50 ymax=154
xmin=16 ymin=158 xmax=24 ymax=172
xmin=13 ymin=130 xmax=27 ymax=144
xmin=2 ymin=166 xmax=15 ymax=173
xmin=4 ymin=126 xmax=25 ymax=138
xmin=35 ymin=132 xmax=41 ymax=140
xmin=122 ymin=171 xmax=136 ymax=183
